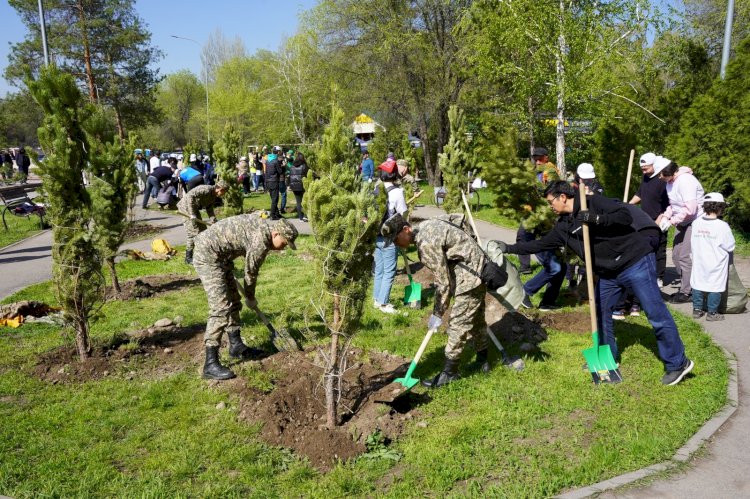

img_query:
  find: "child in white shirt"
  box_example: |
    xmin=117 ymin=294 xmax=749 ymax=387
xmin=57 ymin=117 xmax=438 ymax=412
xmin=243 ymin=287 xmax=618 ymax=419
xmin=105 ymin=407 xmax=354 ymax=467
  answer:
xmin=690 ymin=193 xmax=735 ymax=321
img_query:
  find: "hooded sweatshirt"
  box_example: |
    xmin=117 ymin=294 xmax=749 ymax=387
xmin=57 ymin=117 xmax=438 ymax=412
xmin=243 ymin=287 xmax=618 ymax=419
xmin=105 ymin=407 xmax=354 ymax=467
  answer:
xmin=663 ymin=166 xmax=704 ymax=227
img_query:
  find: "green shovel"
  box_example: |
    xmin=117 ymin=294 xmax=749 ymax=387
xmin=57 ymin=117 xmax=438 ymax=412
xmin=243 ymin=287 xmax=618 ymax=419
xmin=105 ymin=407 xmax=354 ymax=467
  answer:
xmin=402 ymin=251 xmax=422 ymax=308
xmin=578 ymin=182 xmax=622 ymax=384
xmin=373 ymin=327 xmax=437 ymax=403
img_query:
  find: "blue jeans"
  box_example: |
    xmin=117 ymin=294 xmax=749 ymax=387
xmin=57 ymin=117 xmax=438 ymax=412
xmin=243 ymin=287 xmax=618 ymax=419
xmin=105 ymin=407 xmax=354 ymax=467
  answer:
xmin=279 ymin=181 xmax=287 ymax=212
xmin=693 ymin=289 xmax=721 ymax=314
xmin=373 ymin=236 xmax=398 ymax=306
xmin=142 ymin=175 xmax=160 ymax=208
xmin=596 ymin=254 xmax=688 ymax=371
xmin=252 ymin=173 xmax=259 ymax=190
xmin=523 ymin=251 xmax=566 ymax=306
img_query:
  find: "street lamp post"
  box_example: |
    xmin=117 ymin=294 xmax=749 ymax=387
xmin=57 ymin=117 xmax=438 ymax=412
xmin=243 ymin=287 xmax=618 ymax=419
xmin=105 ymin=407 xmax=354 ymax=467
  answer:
xmin=38 ymin=0 xmax=50 ymax=66
xmin=171 ymin=35 xmax=210 ymax=143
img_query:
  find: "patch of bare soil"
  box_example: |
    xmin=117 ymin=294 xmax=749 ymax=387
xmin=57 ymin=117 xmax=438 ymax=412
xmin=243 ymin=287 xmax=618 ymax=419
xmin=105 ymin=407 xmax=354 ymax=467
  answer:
xmin=32 ymin=323 xmax=205 ymax=383
xmin=229 ymin=347 xmax=420 ymax=471
xmin=531 ymin=310 xmax=592 ymax=335
xmin=123 ymin=222 xmax=168 ymax=242
xmin=106 ymin=274 xmax=201 ymax=301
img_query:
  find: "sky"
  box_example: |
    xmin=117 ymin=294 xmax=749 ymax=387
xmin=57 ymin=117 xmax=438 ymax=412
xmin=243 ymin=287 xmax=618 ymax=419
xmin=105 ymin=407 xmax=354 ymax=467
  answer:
xmin=0 ymin=0 xmax=318 ymax=96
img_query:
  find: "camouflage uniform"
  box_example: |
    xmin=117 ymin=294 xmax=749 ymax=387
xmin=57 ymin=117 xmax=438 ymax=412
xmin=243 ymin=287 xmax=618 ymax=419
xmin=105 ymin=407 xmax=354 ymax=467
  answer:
xmin=177 ymin=184 xmax=220 ymax=252
xmin=414 ymin=217 xmax=488 ymax=360
xmin=193 ymin=214 xmax=298 ymax=347
xmin=401 ymin=173 xmax=419 ymax=193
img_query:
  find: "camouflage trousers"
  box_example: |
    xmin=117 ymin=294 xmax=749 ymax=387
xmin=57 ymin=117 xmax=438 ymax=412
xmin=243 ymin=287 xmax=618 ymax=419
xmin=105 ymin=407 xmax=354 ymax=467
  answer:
xmin=445 ymin=285 xmax=488 ymax=360
xmin=194 ymin=258 xmax=242 ymax=347
xmin=183 ymin=217 xmax=206 ymax=252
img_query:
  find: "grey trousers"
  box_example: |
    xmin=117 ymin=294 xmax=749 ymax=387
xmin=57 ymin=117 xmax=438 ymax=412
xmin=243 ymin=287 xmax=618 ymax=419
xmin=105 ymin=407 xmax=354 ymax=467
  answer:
xmin=672 ymin=224 xmax=693 ymax=295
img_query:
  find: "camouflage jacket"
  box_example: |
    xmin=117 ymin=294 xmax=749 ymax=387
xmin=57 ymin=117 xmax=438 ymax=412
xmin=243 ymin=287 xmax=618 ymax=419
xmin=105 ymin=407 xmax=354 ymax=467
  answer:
xmin=193 ymin=214 xmax=272 ymax=298
xmin=414 ymin=218 xmax=486 ymax=316
xmin=177 ymin=184 xmax=218 ymax=218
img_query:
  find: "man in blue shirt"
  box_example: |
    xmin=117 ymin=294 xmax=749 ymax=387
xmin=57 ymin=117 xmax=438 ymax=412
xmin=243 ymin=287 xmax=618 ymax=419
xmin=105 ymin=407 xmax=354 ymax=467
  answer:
xmin=361 ymin=151 xmax=374 ymax=182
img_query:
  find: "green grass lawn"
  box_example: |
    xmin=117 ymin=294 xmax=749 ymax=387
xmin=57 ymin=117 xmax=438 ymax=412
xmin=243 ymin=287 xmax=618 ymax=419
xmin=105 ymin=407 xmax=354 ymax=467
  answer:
xmin=0 ymin=212 xmax=44 ymax=249
xmin=0 ymin=235 xmax=728 ymax=497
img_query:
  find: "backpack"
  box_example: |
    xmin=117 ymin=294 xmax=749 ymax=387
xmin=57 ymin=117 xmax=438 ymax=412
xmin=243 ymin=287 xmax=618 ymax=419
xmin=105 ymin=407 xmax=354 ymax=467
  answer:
xmin=378 ymin=184 xmax=400 ymax=226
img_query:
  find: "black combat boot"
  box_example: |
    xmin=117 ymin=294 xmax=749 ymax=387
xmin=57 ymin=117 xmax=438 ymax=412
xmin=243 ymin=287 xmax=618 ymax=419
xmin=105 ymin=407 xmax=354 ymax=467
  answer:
xmin=421 ymin=358 xmax=460 ymax=388
xmin=475 ymin=349 xmax=491 ymax=374
xmin=227 ymin=331 xmax=263 ymax=360
xmin=184 ymin=249 xmax=193 ymax=265
xmin=202 ymin=346 xmax=236 ymax=380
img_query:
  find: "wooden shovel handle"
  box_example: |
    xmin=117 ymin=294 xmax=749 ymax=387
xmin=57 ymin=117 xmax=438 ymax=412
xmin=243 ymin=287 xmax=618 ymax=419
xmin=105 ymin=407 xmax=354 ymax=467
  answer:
xmin=579 ymin=183 xmax=598 ymax=334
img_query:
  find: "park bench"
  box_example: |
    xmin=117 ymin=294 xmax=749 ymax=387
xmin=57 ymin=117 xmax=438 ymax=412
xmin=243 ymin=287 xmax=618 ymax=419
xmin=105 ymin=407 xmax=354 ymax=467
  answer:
xmin=0 ymin=185 xmax=46 ymax=231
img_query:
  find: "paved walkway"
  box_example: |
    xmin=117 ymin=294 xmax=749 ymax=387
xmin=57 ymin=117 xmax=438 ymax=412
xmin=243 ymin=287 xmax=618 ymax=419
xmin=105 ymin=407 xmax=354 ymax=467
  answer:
xmin=1 ymin=202 xmax=748 ymax=497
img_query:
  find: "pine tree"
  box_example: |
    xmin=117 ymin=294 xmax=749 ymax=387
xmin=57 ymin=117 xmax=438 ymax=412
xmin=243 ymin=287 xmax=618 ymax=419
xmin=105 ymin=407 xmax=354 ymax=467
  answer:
xmin=28 ymin=66 xmax=104 ymax=362
xmin=88 ymin=116 xmax=138 ymax=294
xmin=305 ymin=101 xmax=384 ymax=427
xmin=213 ymin=123 xmax=243 ymax=215
xmin=478 ymin=121 xmax=555 ymax=230
xmin=439 ymin=106 xmax=473 ymax=213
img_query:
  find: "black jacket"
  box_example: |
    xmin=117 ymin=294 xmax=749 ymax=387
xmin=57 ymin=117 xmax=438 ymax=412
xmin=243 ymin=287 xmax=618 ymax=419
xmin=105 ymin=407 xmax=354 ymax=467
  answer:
xmin=506 ymin=194 xmax=653 ymax=278
xmin=289 ymin=159 xmax=308 ymax=192
xmin=265 ymin=156 xmax=283 ymax=186
xmin=150 ymin=166 xmax=174 ymax=182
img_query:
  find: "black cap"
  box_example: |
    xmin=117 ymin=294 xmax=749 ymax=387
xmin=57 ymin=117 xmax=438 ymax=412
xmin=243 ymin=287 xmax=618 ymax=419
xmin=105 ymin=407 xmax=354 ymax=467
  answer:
xmin=532 ymin=147 xmax=548 ymax=157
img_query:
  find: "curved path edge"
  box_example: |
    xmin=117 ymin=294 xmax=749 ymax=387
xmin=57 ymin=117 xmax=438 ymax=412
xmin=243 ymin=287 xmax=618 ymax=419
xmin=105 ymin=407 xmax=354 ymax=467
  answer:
xmin=556 ymin=350 xmax=739 ymax=499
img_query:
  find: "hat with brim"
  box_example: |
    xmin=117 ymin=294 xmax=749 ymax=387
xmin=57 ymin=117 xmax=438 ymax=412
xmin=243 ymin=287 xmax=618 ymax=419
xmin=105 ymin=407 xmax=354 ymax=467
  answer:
xmin=703 ymin=192 xmax=726 ymax=203
xmin=650 ymin=156 xmax=672 ymax=178
xmin=532 ymin=147 xmax=548 ymax=158
xmin=381 ymin=213 xmax=408 ymax=246
xmin=576 ymin=163 xmax=595 ymax=179
xmin=640 ymin=152 xmax=656 ymax=166
xmin=273 ymin=219 xmax=298 ymax=250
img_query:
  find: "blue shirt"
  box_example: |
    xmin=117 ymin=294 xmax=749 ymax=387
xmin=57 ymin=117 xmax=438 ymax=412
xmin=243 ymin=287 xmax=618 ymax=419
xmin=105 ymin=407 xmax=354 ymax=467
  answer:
xmin=361 ymin=158 xmax=374 ymax=180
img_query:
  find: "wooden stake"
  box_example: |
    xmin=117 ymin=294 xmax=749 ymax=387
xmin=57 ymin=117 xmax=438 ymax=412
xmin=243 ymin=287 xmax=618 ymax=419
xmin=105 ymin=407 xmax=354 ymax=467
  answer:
xmin=623 ymin=149 xmax=635 ymax=202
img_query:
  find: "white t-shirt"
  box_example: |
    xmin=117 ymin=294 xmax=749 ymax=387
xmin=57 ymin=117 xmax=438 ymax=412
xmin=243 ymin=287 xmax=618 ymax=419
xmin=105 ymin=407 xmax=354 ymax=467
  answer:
xmin=384 ymin=182 xmax=407 ymax=217
xmin=690 ymin=216 xmax=735 ymax=292
xmin=149 ymin=156 xmax=160 ymax=172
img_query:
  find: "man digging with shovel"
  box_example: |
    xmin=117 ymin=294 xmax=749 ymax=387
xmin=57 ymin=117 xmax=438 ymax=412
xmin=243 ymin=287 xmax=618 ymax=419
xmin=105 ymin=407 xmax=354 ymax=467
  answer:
xmin=382 ymin=213 xmax=513 ymax=388
xmin=500 ymin=181 xmax=694 ymax=386
xmin=193 ymin=215 xmax=298 ymax=380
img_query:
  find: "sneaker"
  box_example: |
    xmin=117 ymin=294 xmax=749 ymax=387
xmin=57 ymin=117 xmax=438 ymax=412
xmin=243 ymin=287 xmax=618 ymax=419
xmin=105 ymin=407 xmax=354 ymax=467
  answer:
xmin=657 ymin=278 xmax=664 ymax=288
xmin=706 ymin=312 xmax=725 ymax=322
xmin=669 ymin=292 xmax=692 ymax=304
xmin=519 ymin=267 xmax=532 ymax=275
xmin=629 ymin=305 xmax=641 ymax=317
xmin=662 ymin=359 xmax=694 ymax=386
xmin=612 ymin=310 xmax=626 ymax=320
xmin=521 ymin=295 xmax=532 ymax=309
xmin=378 ymin=303 xmax=398 ymax=315
xmin=692 ymin=309 xmax=705 ymax=319
xmin=301 ymin=217 xmax=308 ymax=222
xmin=538 ymin=304 xmax=558 ymax=311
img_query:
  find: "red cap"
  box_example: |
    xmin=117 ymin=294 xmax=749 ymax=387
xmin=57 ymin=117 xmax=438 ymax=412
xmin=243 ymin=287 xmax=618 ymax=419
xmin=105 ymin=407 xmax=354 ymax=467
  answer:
xmin=378 ymin=159 xmax=397 ymax=173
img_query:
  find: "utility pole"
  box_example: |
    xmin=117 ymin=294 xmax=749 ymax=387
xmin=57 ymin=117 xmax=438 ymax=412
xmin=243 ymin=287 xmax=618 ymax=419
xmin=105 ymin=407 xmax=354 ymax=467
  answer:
xmin=720 ymin=0 xmax=735 ymax=79
xmin=38 ymin=0 xmax=50 ymax=66
xmin=170 ymin=35 xmax=210 ymax=143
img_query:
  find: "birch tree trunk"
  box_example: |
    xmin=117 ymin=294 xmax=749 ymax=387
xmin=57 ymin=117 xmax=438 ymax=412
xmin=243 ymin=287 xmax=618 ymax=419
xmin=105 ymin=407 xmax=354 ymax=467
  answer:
xmin=555 ymin=0 xmax=568 ymax=179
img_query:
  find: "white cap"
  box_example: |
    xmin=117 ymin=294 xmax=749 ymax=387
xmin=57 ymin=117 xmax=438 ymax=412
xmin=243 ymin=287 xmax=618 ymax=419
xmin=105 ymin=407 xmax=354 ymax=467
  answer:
xmin=189 ymin=153 xmax=197 ymax=162
xmin=640 ymin=152 xmax=656 ymax=166
xmin=703 ymin=192 xmax=725 ymax=203
xmin=577 ymin=163 xmax=595 ymax=179
xmin=650 ymin=156 xmax=672 ymax=178
xmin=240 ymin=156 xmax=248 ymax=161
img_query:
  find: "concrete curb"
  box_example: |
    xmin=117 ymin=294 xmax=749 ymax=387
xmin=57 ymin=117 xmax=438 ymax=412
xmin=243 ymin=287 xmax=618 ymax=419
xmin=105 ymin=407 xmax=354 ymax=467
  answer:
xmin=556 ymin=349 xmax=739 ymax=498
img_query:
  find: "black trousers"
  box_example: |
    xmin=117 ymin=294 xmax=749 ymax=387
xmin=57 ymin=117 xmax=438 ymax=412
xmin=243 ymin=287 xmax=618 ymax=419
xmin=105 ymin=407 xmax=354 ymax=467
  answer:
xmin=293 ymin=191 xmax=305 ymax=219
xmin=267 ymin=182 xmax=280 ymax=218
xmin=516 ymin=224 xmax=535 ymax=270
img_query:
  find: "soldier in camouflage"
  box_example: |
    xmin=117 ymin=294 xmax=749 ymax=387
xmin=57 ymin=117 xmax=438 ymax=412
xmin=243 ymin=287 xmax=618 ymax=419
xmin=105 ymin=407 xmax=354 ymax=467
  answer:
xmin=178 ymin=180 xmax=228 ymax=264
xmin=382 ymin=213 xmax=491 ymax=388
xmin=193 ymin=214 xmax=299 ymax=380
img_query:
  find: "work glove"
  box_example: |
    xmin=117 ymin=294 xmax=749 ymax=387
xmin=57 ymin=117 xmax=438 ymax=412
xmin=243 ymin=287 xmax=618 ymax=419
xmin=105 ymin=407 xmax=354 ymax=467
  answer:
xmin=427 ymin=314 xmax=442 ymax=331
xmin=576 ymin=210 xmax=608 ymax=226
xmin=493 ymin=240 xmax=508 ymax=253
xmin=659 ymin=218 xmax=671 ymax=232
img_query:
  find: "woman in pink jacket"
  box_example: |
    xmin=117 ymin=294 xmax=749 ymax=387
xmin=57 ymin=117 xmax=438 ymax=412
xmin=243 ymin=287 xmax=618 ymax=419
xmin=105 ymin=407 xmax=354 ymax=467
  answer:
xmin=652 ymin=157 xmax=704 ymax=303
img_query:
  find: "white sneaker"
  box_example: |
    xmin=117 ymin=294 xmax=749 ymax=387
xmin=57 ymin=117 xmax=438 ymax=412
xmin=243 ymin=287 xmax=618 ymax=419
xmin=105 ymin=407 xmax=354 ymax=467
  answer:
xmin=378 ymin=303 xmax=398 ymax=314
xmin=657 ymin=278 xmax=663 ymax=288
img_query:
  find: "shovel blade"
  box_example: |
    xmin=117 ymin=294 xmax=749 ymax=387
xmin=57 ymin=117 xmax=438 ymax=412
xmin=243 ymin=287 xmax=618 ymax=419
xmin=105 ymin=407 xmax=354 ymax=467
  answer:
xmin=373 ymin=381 xmax=412 ymax=403
xmin=582 ymin=331 xmax=622 ymax=385
xmin=404 ymin=281 xmax=422 ymax=308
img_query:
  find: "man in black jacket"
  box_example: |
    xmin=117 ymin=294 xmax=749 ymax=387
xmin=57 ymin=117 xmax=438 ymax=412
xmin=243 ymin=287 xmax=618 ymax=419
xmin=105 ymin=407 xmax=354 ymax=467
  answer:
xmin=501 ymin=181 xmax=694 ymax=386
xmin=265 ymin=146 xmax=283 ymax=220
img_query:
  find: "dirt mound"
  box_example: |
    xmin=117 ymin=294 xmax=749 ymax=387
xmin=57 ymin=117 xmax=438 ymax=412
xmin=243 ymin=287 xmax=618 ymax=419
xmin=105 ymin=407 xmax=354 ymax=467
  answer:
xmin=107 ymin=274 xmax=201 ymax=301
xmin=32 ymin=323 xmax=205 ymax=383
xmin=123 ymin=222 xmax=169 ymax=242
xmin=532 ymin=310 xmax=592 ymax=335
xmin=231 ymin=347 xmax=420 ymax=471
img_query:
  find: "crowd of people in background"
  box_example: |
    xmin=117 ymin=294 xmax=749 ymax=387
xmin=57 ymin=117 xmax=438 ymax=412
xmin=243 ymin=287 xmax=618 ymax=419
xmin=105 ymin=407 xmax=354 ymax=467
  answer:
xmin=0 ymin=147 xmax=32 ymax=184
